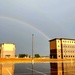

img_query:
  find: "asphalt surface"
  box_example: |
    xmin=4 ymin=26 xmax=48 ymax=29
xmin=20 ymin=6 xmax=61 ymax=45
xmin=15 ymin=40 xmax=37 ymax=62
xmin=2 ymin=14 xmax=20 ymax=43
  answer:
xmin=1 ymin=61 xmax=75 ymax=75
xmin=14 ymin=63 xmax=50 ymax=75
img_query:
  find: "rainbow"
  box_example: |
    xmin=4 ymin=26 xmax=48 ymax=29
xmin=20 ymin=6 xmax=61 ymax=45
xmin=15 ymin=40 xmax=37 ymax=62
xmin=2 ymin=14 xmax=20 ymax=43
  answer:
xmin=0 ymin=16 xmax=50 ymax=40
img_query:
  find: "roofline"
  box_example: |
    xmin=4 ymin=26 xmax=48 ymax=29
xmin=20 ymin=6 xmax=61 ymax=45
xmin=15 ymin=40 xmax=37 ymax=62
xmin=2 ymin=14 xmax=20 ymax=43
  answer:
xmin=49 ymin=38 xmax=75 ymax=42
xmin=0 ymin=43 xmax=15 ymax=45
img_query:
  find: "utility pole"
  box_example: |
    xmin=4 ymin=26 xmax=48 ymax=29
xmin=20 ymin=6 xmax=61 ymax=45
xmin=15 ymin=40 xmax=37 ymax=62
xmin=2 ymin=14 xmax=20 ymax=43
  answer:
xmin=32 ymin=34 xmax=34 ymax=64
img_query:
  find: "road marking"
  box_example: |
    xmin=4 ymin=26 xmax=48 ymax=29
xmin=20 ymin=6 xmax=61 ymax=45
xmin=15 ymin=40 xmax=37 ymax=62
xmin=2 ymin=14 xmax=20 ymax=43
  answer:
xmin=6 ymin=68 xmax=12 ymax=75
xmin=27 ymin=67 xmax=47 ymax=75
xmin=15 ymin=73 xmax=35 ymax=75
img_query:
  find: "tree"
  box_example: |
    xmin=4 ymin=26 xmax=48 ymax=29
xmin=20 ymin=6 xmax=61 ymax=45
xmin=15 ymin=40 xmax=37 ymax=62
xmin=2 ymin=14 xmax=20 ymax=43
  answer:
xmin=25 ymin=54 xmax=28 ymax=57
xmin=15 ymin=54 xmax=17 ymax=57
xmin=19 ymin=54 xmax=25 ymax=58
xmin=35 ymin=54 xmax=40 ymax=58
xmin=18 ymin=54 xmax=29 ymax=58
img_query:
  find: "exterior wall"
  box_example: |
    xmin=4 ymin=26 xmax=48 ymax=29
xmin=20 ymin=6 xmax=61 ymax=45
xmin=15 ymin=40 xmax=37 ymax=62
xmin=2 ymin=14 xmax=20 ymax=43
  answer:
xmin=1 ymin=51 xmax=15 ymax=58
xmin=50 ymin=39 xmax=62 ymax=59
xmin=2 ymin=44 xmax=15 ymax=51
xmin=56 ymin=39 xmax=62 ymax=59
xmin=0 ymin=43 xmax=15 ymax=58
xmin=50 ymin=40 xmax=56 ymax=50
xmin=61 ymin=39 xmax=75 ymax=59
xmin=50 ymin=40 xmax=57 ymax=58
xmin=0 ymin=47 xmax=1 ymax=58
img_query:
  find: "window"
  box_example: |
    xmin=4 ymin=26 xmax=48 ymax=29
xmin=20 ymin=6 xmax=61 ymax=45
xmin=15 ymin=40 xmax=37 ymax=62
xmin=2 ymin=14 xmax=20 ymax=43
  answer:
xmin=5 ymin=55 xmax=10 ymax=58
xmin=66 ymin=55 xmax=68 ymax=57
xmin=58 ymin=51 xmax=60 ymax=52
xmin=59 ymin=55 xmax=60 ymax=57
xmin=64 ymin=45 xmax=65 ymax=47
xmin=58 ymin=45 xmax=60 ymax=47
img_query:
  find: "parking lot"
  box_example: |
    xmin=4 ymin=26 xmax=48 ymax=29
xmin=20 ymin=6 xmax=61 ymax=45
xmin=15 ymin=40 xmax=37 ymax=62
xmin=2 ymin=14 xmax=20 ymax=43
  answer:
xmin=14 ymin=63 xmax=50 ymax=75
xmin=1 ymin=63 xmax=50 ymax=75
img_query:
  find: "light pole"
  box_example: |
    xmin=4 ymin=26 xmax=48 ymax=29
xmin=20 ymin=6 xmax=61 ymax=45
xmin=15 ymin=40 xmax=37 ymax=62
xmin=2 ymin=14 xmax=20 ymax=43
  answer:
xmin=32 ymin=34 xmax=34 ymax=64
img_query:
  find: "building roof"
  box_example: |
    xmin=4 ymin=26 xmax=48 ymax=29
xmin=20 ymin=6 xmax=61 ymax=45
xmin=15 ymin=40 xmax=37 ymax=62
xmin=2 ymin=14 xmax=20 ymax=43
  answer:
xmin=0 ymin=43 xmax=15 ymax=47
xmin=49 ymin=38 xmax=75 ymax=42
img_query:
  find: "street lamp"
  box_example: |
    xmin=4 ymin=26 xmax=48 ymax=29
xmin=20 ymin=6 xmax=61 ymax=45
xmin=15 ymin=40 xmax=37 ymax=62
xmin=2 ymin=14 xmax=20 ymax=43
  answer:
xmin=32 ymin=34 xmax=34 ymax=64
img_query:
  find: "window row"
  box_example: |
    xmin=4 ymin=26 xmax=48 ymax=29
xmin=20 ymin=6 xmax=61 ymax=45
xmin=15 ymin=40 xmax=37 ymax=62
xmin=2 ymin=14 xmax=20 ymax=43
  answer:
xmin=64 ymin=50 xmax=75 ymax=53
xmin=63 ymin=45 xmax=75 ymax=48
xmin=58 ymin=50 xmax=75 ymax=53
xmin=63 ymin=41 xmax=75 ymax=43
xmin=58 ymin=40 xmax=75 ymax=43
xmin=58 ymin=45 xmax=75 ymax=48
xmin=64 ymin=55 xmax=75 ymax=57
xmin=58 ymin=55 xmax=75 ymax=57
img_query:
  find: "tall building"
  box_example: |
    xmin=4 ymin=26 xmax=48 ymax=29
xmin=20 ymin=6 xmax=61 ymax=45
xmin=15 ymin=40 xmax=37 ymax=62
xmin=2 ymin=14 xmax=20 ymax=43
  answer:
xmin=0 ymin=43 xmax=15 ymax=58
xmin=49 ymin=38 xmax=75 ymax=59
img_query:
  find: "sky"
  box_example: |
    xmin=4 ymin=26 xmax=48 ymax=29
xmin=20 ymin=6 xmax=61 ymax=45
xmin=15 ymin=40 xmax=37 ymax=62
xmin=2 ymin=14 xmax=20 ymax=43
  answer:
xmin=0 ymin=0 xmax=75 ymax=56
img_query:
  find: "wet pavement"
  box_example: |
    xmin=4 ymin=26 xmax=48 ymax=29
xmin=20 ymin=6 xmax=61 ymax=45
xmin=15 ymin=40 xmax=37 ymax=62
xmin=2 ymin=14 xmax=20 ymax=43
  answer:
xmin=1 ymin=61 xmax=75 ymax=75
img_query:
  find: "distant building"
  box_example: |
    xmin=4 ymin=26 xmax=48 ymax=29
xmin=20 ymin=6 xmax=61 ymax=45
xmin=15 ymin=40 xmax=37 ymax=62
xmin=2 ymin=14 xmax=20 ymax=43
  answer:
xmin=0 ymin=43 xmax=15 ymax=58
xmin=49 ymin=38 xmax=75 ymax=59
xmin=40 ymin=56 xmax=49 ymax=58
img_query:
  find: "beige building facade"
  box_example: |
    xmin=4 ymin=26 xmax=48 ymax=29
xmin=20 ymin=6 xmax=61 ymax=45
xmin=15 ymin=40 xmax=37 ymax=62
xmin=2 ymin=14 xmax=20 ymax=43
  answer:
xmin=0 ymin=43 xmax=15 ymax=58
xmin=49 ymin=38 xmax=75 ymax=59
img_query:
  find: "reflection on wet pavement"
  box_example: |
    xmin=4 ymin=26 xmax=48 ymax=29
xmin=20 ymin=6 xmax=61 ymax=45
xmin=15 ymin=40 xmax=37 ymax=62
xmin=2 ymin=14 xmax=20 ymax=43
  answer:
xmin=0 ymin=61 xmax=75 ymax=75
xmin=0 ymin=63 xmax=14 ymax=75
xmin=50 ymin=61 xmax=75 ymax=75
